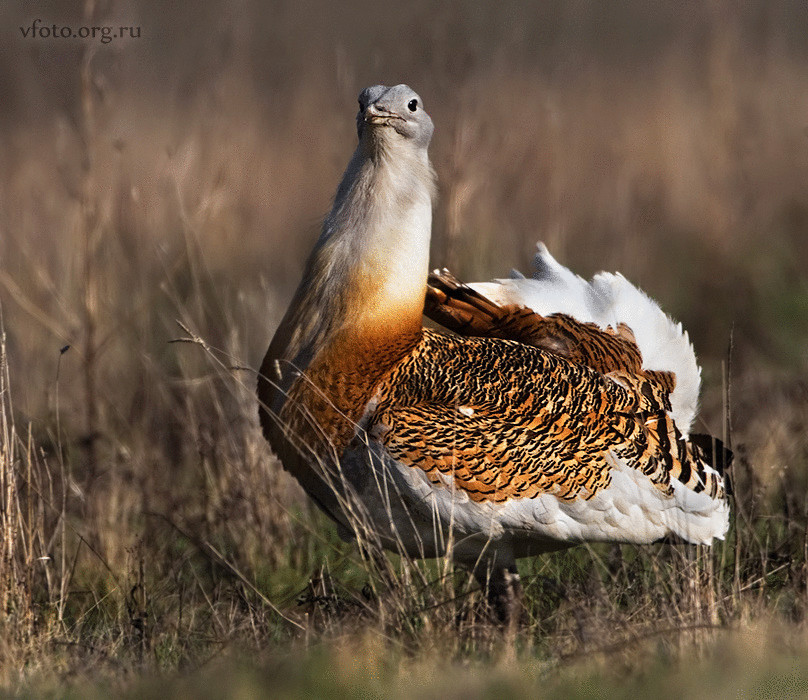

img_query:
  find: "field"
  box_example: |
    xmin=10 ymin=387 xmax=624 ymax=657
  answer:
xmin=1 ymin=0 xmax=808 ymax=696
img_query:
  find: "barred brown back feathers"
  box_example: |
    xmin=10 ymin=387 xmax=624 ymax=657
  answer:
xmin=423 ymin=269 xmax=728 ymax=503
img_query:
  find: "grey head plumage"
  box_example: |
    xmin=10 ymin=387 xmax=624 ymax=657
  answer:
xmin=329 ymin=83 xmax=436 ymax=222
xmin=355 ymin=84 xmax=434 ymax=151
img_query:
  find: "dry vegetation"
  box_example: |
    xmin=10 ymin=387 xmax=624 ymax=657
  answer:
xmin=1 ymin=0 xmax=807 ymax=696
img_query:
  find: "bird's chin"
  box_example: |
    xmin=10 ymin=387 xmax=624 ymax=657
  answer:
xmin=360 ymin=121 xmax=408 ymax=150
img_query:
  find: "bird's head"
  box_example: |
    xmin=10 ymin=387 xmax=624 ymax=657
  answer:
xmin=356 ymin=84 xmax=434 ymax=153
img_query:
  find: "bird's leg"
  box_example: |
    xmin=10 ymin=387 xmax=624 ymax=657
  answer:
xmin=475 ymin=562 xmax=523 ymax=628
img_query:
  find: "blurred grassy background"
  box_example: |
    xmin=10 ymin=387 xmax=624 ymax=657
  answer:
xmin=1 ymin=0 xmax=807 ymax=695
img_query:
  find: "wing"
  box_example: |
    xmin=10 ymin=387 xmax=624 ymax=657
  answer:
xmin=371 ymin=329 xmax=726 ymax=507
xmin=428 ymin=244 xmax=703 ymax=435
xmin=425 ymin=269 xmax=677 ymax=414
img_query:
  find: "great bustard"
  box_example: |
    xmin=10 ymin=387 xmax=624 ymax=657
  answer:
xmin=257 ymin=84 xmax=730 ymax=620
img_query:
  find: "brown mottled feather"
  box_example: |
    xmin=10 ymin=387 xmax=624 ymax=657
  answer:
xmin=428 ymin=270 xmax=656 ymax=371
xmin=366 ymin=329 xmax=725 ymax=504
xmin=425 ymin=270 xmax=677 ymax=413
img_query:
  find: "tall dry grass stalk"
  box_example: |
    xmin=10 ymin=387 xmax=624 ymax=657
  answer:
xmin=0 ymin=313 xmax=68 ymax=680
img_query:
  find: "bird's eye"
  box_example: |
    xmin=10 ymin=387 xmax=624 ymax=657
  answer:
xmin=408 ymin=99 xmax=418 ymax=112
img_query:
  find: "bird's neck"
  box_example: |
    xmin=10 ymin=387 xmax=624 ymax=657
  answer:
xmin=259 ymin=140 xmax=435 ymax=458
xmin=327 ymin=142 xmax=436 ymax=332
xmin=275 ymin=142 xmax=436 ymax=370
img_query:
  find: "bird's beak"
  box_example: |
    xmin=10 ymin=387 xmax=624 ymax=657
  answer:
xmin=364 ymin=104 xmax=400 ymax=125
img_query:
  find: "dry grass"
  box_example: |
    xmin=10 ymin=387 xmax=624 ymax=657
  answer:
xmin=1 ymin=0 xmax=807 ymax=695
